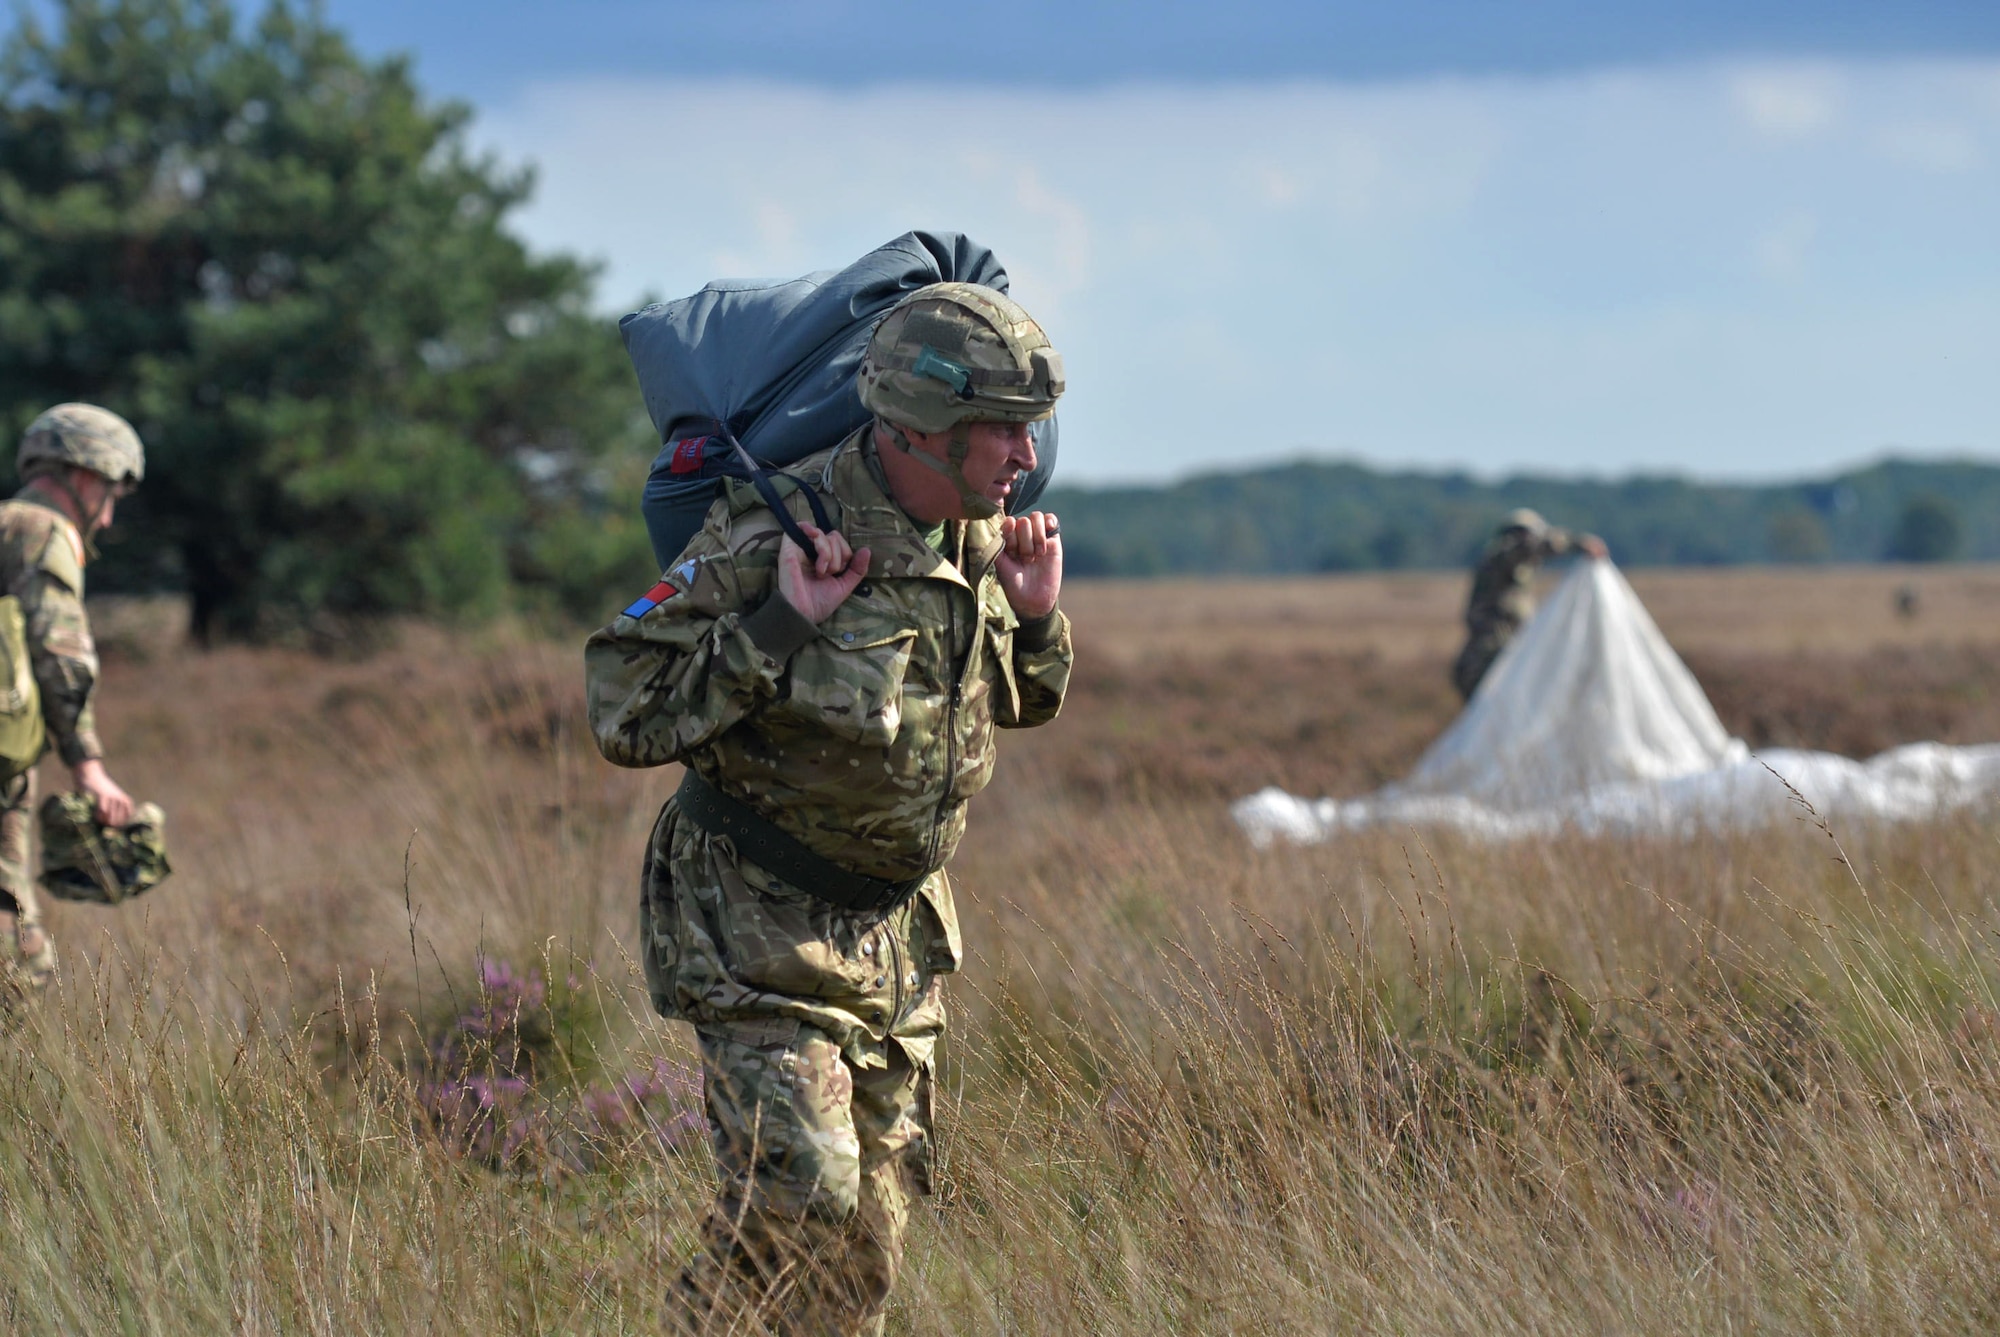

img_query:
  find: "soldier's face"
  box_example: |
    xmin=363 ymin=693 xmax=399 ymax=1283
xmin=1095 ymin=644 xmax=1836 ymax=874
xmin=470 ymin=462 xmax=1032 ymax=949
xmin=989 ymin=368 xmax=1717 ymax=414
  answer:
xmin=72 ymin=470 xmax=121 ymax=533
xmin=882 ymin=419 xmax=1038 ymax=521
xmin=957 ymin=421 xmax=1037 ymax=508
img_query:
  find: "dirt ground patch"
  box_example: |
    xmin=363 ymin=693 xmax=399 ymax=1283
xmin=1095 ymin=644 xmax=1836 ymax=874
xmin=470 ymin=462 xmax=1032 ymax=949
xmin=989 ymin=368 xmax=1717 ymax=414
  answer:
xmin=1058 ymin=562 xmax=2000 ymax=665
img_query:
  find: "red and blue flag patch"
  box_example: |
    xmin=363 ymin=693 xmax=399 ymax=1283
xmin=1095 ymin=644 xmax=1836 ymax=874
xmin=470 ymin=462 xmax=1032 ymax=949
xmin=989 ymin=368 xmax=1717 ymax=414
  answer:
xmin=622 ymin=581 xmax=676 ymax=619
xmin=620 ymin=558 xmax=699 ymax=620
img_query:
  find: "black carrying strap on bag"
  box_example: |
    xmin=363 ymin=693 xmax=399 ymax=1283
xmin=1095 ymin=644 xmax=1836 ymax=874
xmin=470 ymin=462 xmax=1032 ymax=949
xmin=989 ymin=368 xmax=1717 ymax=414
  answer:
xmin=703 ymin=419 xmax=836 ymax=562
xmin=732 ymin=441 xmax=834 ymax=559
xmin=675 ymin=771 xmax=927 ymax=915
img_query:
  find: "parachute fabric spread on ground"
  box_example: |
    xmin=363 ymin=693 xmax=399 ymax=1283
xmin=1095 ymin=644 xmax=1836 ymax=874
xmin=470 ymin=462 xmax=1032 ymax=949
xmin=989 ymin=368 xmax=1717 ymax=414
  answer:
xmin=1234 ymin=560 xmax=2000 ymax=843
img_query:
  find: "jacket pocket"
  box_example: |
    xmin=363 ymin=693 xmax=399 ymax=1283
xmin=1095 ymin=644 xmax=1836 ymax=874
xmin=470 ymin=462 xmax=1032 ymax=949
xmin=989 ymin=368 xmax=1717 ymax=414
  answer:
xmin=781 ymin=607 xmax=918 ymax=746
xmin=915 ymin=871 xmax=963 ymax=975
xmin=981 ymin=614 xmax=1021 ymax=724
xmin=641 ymin=801 xmax=683 ymax=1017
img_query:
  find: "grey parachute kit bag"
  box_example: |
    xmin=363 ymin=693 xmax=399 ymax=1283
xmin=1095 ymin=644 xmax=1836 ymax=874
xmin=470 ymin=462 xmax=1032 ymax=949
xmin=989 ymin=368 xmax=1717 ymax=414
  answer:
xmin=622 ymin=230 xmax=1060 ymax=569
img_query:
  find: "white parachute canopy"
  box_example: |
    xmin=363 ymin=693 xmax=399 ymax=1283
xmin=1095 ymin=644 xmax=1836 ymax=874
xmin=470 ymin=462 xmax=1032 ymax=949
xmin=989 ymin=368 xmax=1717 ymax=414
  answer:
xmin=1234 ymin=560 xmax=2000 ymax=843
xmin=1404 ymin=559 xmax=1738 ymax=809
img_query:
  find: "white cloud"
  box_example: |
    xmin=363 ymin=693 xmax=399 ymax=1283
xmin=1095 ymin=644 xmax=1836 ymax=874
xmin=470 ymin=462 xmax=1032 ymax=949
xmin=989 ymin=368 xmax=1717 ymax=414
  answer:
xmin=482 ymin=61 xmax=2000 ymax=483
xmin=1874 ymin=121 xmax=1983 ymax=173
xmin=1730 ymin=66 xmax=1842 ymax=140
xmin=1252 ymin=162 xmax=1304 ymax=207
xmin=1000 ymin=165 xmax=1093 ymax=301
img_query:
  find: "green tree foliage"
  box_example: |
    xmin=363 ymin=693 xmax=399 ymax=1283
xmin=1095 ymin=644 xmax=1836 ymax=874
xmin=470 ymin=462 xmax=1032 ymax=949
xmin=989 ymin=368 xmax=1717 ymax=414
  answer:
xmin=1884 ymin=494 xmax=1963 ymax=563
xmin=0 ymin=0 xmax=654 ymax=640
xmin=1046 ymin=457 xmax=2000 ymax=577
xmin=1767 ymin=508 xmax=1830 ymax=563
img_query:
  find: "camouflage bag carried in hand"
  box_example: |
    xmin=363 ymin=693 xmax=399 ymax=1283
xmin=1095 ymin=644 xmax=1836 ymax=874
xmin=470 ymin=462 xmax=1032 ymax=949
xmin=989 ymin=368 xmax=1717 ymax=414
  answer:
xmin=37 ymin=793 xmax=171 ymax=905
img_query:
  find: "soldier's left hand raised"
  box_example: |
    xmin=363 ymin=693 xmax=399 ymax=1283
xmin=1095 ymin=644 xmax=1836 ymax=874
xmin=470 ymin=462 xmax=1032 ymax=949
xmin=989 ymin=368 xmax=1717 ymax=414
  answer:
xmin=997 ymin=511 xmax=1062 ymax=620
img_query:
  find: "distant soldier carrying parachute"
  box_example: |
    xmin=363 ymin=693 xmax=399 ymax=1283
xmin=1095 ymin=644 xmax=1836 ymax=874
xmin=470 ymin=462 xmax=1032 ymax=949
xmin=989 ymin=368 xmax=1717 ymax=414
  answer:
xmin=0 ymin=405 xmax=171 ymax=992
xmin=588 ymin=273 xmax=1071 ymax=1335
xmin=1452 ymin=507 xmax=1608 ymax=701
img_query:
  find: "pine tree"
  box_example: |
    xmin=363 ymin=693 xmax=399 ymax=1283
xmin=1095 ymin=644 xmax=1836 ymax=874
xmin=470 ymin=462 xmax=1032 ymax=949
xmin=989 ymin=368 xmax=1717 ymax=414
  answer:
xmin=0 ymin=0 xmax=654 ymax=640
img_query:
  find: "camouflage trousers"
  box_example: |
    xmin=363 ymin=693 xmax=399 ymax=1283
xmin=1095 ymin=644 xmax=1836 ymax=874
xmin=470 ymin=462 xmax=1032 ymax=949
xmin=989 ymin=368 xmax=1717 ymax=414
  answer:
xmin=1451 ymin=620 xmax=1519 ymax=702
xmin=0 ymin=769 xmax=55 ymax=990
xmin=644 ymin=799 xmax=957 ymax=1337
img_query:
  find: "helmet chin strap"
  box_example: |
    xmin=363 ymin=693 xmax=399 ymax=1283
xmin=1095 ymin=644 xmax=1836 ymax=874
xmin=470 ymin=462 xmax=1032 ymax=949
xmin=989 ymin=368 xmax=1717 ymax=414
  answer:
xmin=880 ymin=418 xmax=1002 ymax=521
xmin=42 ymin=471 xmax=109 ymax=561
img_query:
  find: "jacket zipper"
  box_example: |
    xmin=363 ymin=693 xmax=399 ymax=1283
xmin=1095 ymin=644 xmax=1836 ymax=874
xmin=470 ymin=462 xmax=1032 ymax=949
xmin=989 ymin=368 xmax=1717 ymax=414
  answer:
xmin=886 ymin=922 xmax=905 ymax=1020
xmin=924 ymin=585 xmax=964 ymax=873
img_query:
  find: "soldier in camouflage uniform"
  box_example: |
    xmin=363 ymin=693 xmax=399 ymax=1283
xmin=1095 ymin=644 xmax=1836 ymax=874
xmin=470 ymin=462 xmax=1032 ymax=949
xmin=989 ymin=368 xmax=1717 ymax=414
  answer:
xmin=1451 ymin=507 xmax=1607 ymax=701
xmin=0 ymin=405 xmax=145 ymax=990
xmin=587 ymin=283 xmax=1071 ymax=1335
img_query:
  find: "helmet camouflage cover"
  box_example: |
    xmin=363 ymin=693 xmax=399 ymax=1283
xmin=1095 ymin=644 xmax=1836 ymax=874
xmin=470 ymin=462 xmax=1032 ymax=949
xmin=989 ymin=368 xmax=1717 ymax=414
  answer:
xmin=17 ymin=403 xmax=146 ymax=485
xmin=38 ymin=793 xmax=171 ymax=905
xmin=859 ymin=282 xmax=1064 ymax=434
xmin=857 ymin=283 xmax=1064 ymax=519
xmin=1501 ymin=508 xmax=1548 ymax=536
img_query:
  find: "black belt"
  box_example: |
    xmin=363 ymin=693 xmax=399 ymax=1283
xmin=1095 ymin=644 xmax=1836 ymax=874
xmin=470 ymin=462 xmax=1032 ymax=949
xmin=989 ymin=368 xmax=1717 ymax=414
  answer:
xmin=675 ymin=771 xmax=929 ymax=914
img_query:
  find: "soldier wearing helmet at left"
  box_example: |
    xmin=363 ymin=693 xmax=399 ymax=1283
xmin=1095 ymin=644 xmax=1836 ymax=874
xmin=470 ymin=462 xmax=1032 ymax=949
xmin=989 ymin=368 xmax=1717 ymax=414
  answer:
xmin=587 ymin=282 xmax=1070 ymax=1335
xmin=0 ymin=404 xmax=145 ymax=990
xmin=1451 ymin=507 xmax=1608 ymax=701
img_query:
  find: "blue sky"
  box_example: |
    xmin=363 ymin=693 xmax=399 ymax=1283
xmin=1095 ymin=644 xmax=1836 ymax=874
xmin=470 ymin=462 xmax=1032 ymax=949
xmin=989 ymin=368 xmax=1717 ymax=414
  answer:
xmin=323 ymin=6 xmax=2000 ymax=481
xmin=324 ymin=2 xmax=2000 ymax=97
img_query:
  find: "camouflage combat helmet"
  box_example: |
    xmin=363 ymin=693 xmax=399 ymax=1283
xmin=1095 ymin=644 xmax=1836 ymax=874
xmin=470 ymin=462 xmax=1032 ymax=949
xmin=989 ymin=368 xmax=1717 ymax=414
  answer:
xmin=1501 ymin=508 xmax=1548 ymax=536
xmin=858 ymin=283 xmax=1064 ymax=519
xmin=37 ymin=793 xmax=171 ymax=906
xmin=17 ymin=403 xmax=146 ymax=486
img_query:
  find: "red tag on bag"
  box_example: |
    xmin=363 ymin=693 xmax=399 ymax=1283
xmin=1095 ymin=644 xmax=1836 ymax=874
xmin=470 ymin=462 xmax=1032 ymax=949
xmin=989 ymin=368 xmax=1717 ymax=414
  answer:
xmin=669 ymin=435 xmax=710 ymax=474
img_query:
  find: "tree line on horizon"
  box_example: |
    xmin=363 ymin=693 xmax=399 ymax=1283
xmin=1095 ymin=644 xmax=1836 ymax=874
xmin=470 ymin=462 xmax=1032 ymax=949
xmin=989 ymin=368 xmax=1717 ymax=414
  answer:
xmin=1044 ymin=457 xmax=1984 ymax=578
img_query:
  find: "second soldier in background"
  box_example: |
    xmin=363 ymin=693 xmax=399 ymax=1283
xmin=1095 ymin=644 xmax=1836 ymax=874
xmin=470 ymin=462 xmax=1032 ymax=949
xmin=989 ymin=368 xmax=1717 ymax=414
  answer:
xmin=1452 ymin=507 xmax=1607 ymax=701
xmin=0 ymin=404 xmax=148 ymax=991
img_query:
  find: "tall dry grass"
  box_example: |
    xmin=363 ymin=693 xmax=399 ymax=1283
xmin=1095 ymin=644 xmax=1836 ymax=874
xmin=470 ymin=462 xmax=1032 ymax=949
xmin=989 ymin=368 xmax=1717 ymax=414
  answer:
xmin=3 ymin=592 xmax=2000 ymax=1332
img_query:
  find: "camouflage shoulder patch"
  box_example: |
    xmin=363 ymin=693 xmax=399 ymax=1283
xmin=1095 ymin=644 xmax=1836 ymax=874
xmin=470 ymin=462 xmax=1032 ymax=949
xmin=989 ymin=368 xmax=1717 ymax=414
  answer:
xmin=10 ymin=508 xmax=86 ymax=596
xmin=38 ymin=529 xmax=84 ymax=597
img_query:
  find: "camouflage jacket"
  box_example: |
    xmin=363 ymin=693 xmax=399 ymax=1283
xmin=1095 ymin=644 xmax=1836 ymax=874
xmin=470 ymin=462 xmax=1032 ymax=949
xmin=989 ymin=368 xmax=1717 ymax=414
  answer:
xmin=0 ymin=495 xmax=103 ymax=767
xmin=1464 ymin=526 xmax=1574 ymax=636
xmin=586 ymin=429 xmax=1072 ymax=882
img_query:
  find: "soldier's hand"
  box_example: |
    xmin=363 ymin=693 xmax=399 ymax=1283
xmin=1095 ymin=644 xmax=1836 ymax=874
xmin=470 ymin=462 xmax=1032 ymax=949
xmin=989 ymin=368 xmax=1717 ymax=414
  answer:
xmin=997 ymin=511 xmax=1062 ymax=620
xmin=74 ymin=758 xmax=135 ymax=827
xmin=778 ymin=522 xmax=873 ymax=624
xmin=1582 ymin=534 xmax=1609 ymax=560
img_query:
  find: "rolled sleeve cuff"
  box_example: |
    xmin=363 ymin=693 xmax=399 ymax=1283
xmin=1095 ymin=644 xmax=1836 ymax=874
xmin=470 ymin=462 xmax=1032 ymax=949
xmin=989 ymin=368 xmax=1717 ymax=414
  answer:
xmin=1014 ymin=607 xmax=1066 ymax=652
xmin=741 ymin=591 xmax=821 ymax=662
xmin=57 ymin=730 xmax=103 ymax=769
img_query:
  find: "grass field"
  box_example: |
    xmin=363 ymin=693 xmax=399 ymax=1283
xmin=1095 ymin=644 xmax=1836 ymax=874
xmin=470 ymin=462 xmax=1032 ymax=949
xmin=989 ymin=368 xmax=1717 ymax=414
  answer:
xmin=7 ymin=564 xmax=2000 ymax=1332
